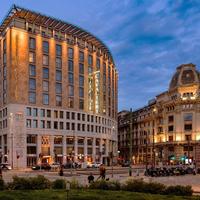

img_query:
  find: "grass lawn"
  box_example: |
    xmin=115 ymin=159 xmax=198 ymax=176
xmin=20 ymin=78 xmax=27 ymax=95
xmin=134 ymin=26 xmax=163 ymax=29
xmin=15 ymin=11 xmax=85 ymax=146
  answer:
xmin=0 ymin=190 xmax=199 ymax=200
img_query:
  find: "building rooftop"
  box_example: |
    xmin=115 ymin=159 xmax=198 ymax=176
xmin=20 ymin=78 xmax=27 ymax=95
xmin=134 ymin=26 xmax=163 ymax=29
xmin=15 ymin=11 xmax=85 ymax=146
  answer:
xmin=0 ymin=4 xmax=114 ymax=63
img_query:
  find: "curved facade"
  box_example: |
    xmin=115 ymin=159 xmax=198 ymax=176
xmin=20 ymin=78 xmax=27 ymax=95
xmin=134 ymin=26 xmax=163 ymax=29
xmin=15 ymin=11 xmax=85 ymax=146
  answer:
xmin=0 ymin=5 xmax=118 ymax=168
xmin=118 ymin=63 xmax=200 ymax=166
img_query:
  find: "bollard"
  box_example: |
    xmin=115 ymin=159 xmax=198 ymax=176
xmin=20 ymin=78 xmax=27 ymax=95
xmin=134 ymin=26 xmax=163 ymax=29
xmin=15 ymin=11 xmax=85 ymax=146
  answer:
xmin=129 ymin=166 xmax=132 ymax=176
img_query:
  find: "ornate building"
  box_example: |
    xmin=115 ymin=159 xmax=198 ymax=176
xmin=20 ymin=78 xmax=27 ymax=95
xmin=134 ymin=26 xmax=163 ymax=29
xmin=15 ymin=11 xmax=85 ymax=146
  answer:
xmin=0 ymin=5 xmax=118 ymax=168
xmin=118 ymin=63 xmax=200 ymax=166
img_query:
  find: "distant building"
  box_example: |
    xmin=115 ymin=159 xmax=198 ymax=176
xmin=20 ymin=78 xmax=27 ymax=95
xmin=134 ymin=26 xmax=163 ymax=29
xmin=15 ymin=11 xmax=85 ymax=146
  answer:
xmin=0 ymin=5 xmax=118 ymax=168
xmin=118 ymin=63 xmax=200 ymax=166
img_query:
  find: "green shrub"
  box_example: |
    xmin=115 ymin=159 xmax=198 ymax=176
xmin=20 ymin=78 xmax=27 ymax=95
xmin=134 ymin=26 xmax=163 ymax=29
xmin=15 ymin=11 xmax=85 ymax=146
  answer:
xmin=52 ymin=179 xmax=66 ymax=189
xmin=143 ymin=182 xmax=166 ymax=194
xmin=6 ymin=182 xmax=14 ymax=190
xmin=0 ymin=196 xmax=14 ymax=200
xmin=89 ymin=180 xmax=109 ymax=190
xmin=31 ymin=175 xmax=51 ymax=189
xmin=12 ymin=176 xmax=32 ymax=190
xmin=0 ymin=178 xmax=5 ymax=190
xmin=70 ymin=178 xmax=83 ymax=189
xmin=11 ymin=175 xmax=51 ymax=190
xmin=164 ymin=185 xmax=193 ymax=196
xmin=122 ymin=179 xmax=145 ymax=192
xmin=106 ymin=180 xmax=121 ymax=190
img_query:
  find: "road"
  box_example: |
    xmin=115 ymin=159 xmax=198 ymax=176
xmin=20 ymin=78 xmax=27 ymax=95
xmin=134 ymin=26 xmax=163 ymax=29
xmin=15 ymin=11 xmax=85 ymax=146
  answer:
xmin=2 ymin=166 xmax=200 ymax=194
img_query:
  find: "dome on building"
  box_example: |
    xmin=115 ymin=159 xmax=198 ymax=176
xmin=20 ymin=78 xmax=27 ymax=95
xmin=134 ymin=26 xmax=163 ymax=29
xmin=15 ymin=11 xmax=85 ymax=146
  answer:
xmin=169 ymin=63 xmax=200 ymax=90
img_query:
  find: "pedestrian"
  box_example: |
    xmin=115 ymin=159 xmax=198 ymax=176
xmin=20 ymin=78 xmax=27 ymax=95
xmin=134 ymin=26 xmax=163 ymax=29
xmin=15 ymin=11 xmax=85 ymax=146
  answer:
xmin=0 ymin=167 xmax=2 ymax=179
xmin=129 ymin=165 xmax=132 ymax=176
xmin=59 ymin=165 xmax=64 ymax=176
xmin=97 ymin=164 xmax=106 ymax=180
xmin=88 ymin=172 xmax=94 ymax=184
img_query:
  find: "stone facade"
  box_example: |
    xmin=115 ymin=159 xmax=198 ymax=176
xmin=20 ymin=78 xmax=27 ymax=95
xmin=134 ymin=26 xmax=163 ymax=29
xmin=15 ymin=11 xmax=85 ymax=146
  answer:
xmin=118 ymin=63 xmax=200 ymax=167
xmin=0 ymin=5 xmax=118 ymax=168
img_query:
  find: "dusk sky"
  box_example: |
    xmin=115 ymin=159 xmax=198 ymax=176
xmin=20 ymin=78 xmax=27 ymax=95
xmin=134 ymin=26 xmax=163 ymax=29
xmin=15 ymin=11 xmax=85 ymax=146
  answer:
xmin=1 ymin=0 xmax=200 ymax=111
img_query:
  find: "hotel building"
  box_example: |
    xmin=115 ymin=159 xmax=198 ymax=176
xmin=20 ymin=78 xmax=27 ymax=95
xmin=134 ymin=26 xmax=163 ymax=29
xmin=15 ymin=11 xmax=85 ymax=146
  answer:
xmin=118 ymin=63 xmax=200 ymax=166
xmin=0 ymin=5 xmax=118 ymax=168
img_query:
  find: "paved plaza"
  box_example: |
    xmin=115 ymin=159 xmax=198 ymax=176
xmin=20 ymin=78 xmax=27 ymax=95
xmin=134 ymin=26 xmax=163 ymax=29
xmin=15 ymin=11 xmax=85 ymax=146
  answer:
xmin=2 ymin=167 xmax=200 ymax=194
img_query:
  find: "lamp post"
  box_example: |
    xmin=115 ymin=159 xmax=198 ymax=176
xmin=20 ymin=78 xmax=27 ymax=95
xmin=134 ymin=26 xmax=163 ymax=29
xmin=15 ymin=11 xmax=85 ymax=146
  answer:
xmin=129 ymin=108 xmax=133 ymax=166
xmin=145 ymin=131 xmax=148 ymax=170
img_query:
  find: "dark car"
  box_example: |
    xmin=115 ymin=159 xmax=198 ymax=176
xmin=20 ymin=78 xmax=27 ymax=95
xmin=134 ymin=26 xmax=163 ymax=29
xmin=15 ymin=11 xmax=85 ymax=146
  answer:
xmin=32 ymin=163 xmax=51 ymax=170
xmin=64 ymin=162 xmax=81 ymax=169
xmin=121 ymin=161 xmax=130 ymax=167
xmin=0 ymin=163 xmax=12 ymax=170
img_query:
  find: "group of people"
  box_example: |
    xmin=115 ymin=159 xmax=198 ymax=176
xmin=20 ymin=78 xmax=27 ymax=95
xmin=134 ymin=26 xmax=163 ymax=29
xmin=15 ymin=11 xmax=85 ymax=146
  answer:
xmin=88 ymin=164 xmax=106 ymax=184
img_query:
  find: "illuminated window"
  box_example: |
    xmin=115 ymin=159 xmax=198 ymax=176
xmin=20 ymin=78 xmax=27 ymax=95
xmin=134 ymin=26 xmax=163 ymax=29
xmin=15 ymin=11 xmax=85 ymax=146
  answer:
xmin=29 ymin=52 xmax=35 ymax=63
xmin=43 ymin=55 xmax=49 ymax=66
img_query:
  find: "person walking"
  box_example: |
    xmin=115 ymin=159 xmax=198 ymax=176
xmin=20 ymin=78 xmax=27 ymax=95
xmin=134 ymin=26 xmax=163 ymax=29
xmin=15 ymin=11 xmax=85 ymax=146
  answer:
xmin=97 ymin=164 xmax=106 ymax=180
xmin=88 ymin=172 xmax=94 ymax=184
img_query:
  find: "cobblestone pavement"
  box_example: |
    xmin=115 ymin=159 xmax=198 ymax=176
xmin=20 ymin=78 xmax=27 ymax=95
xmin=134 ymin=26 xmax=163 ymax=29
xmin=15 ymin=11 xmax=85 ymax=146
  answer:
xmin=2 ymin=167 xmax=200 ymax=193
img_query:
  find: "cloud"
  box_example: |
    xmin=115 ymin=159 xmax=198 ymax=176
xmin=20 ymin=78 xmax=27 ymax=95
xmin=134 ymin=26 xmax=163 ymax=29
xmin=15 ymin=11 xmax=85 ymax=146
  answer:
xmin=1 ymin=0 xmax=200 ymax=111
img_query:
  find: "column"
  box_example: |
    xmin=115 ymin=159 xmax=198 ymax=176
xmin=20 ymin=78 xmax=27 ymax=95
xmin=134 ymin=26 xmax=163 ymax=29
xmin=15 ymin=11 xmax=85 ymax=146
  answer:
xmin=106 ymin=139 xmax=109 ymax=157
xmin=50 ymin=135 xmax=54 ymax=163
xmin=92 ymin=137 xmax=96 ymax=162
xmin=84 ymin=137 xmax=87 ymax=163
xmin=74 ymin=135 xmax=78 ymax=162
xmin=63 ymin=135 xmax=66 ymax=164
xmin=100 ymin=138 xmax=103 ymax=164
xmin=37 ymin=134 xmax=41 ymax=164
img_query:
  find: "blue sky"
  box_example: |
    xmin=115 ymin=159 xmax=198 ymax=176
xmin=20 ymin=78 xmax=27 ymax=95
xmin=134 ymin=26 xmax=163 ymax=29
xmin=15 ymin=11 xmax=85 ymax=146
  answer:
xmin=1 ymin=0 xmax=200 ymax=111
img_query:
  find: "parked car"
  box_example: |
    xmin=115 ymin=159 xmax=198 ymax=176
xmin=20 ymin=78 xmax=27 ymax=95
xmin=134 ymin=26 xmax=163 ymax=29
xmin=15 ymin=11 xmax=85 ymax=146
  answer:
xmin=32 ymin=163 xmax=51 ymax=170
xmin=121 ymin=161 xmax=130 ymax=167
xmin=50 ymin=162 xmax=60 ymax=169
xmin=0 ymin=163 xmax=12 ymax=170
xmin=87 ymin=162 xmax=102 ymax=168
xmin=64 ymin=162 xmax=81 ymax=169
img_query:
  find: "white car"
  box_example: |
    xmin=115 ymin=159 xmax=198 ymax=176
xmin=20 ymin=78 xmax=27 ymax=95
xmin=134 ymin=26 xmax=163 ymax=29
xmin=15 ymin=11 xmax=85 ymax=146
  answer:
xmin=50 ymin=162 xmax=60 ymax=169
xmin=87 ymin=162 xmax=102 ymax=168
xmin=0 ymin=163 xmax=12 ymax=170
xmin=94 ymin=162 xmax=102 ymax=168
